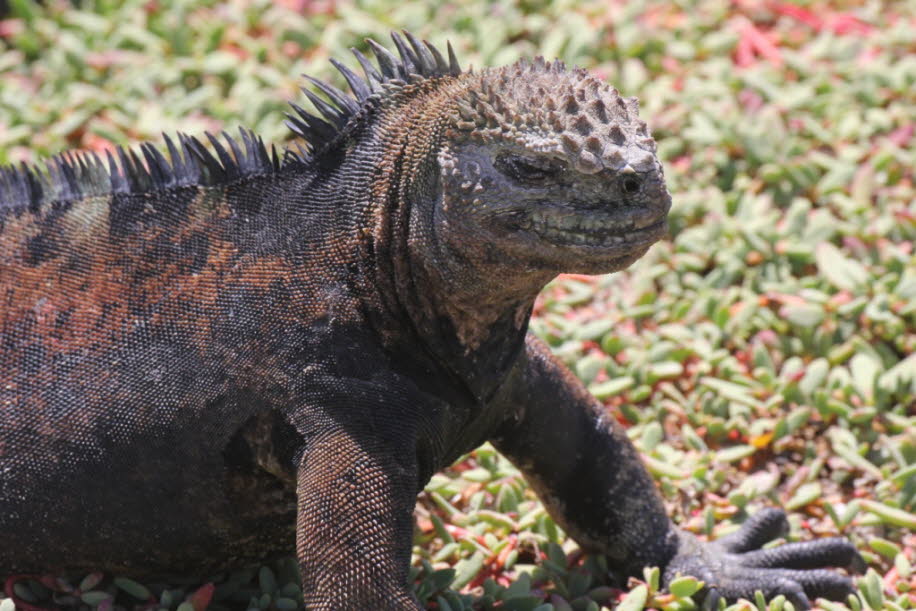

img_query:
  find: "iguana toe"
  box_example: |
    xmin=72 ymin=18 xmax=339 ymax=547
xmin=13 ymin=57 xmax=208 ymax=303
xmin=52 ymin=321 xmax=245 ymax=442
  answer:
xmin=664 ymin=509 xmax=862 ymax=609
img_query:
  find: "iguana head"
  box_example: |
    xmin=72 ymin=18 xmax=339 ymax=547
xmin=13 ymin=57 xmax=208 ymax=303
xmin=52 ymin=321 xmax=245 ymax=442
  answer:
xmin=435 ymin=60 xmax=670 ymax=275
xmin=291 ymin=32 xmax=670 ymax=277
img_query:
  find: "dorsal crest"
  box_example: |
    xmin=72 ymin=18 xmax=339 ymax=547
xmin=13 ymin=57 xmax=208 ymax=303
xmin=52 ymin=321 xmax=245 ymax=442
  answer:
xmin=0 ymin=32 xmax=462 ymax=222
xmin=286 ymin=31 xmax=462 ymax=154
xmin=0 ymin=129 xmax=281 ymax=223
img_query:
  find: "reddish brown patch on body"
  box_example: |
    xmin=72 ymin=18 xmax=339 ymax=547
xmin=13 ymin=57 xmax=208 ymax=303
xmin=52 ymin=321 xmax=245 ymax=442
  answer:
xmin=2 ymin=194 xmax=219 ymax=362
xmin=0 ymin=185 xmax=309 ymax=396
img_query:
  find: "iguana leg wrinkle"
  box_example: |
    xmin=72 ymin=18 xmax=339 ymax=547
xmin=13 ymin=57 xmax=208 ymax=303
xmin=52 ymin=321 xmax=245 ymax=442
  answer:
xmin=296 ymin=427 xmax=421 ymax=610
xmin=491 ymin=335 xmax=679 ymax=574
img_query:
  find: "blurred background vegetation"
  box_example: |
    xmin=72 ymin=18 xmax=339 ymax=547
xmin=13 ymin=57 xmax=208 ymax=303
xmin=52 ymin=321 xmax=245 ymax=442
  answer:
xmin=1 ymin=0 xmax=914 ymax=609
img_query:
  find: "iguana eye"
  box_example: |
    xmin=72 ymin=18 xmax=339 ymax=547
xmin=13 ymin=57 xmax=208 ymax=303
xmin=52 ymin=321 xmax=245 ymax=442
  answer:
xmin=495 ymin=154 xmax=562 ymax=183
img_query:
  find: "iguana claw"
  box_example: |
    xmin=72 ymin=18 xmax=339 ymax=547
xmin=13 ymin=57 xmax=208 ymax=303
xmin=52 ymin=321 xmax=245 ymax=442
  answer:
xmin=664 ymin=508 xmax=864 ymax=610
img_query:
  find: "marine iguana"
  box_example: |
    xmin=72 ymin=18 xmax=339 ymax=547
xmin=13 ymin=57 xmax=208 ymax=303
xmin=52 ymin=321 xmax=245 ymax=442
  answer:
xmin=0 ymin=33 xmax=864 ymax=610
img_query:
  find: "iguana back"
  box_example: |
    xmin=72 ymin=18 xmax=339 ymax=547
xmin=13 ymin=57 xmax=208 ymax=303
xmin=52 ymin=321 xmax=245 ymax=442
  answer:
xmin=1 ymin=135 xmax=332 ymax=571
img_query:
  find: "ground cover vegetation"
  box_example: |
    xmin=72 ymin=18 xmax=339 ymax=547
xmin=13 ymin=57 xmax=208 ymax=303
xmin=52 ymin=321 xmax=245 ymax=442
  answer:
xmin=0 ymin=0 xmax=913 ymax=609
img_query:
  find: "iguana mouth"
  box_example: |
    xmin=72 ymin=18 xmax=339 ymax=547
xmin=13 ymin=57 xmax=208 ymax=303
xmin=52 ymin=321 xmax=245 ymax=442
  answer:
xmin=518 ymin=210 xmax=667 ymax=247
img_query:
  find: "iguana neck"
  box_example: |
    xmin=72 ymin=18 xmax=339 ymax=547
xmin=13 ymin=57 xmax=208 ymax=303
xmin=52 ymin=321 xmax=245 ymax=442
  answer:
xmin=409 ymin=210 xmax=551 ymax=354
xmin=325 ymin=76 xmax=546 ymax=399
xmin=406 ymin=226 xmax=550 ymax=399
xmin=396 ymin=222 xmax=546 ymax=400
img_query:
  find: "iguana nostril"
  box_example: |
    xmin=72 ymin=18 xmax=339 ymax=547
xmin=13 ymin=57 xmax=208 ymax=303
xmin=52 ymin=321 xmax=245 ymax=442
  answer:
xmin=622 ymin=176 xmax=641 ymax=194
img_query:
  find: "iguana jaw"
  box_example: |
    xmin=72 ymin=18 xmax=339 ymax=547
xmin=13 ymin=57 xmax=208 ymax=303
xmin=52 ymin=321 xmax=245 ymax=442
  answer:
xmin=489 ymin=213 xmax=666 ymax=275
xmin=475 ymin=174 xmax=672 ymax=272
xmin=512 ymin=206 xmax=667 ymax=249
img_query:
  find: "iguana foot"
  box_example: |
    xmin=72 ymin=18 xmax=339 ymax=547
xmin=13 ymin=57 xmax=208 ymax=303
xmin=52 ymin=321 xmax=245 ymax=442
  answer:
xmin=664 ymin=508 xmax=865 ymax=610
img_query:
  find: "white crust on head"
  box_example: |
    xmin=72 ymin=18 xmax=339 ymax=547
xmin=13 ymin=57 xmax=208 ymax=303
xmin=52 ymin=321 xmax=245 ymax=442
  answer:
xmin=448 ymin=58 xmax=657 ymax=175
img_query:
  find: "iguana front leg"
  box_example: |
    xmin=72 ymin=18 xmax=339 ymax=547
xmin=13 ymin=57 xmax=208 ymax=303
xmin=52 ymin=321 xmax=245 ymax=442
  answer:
xmin=296 ymin=421 xmax=421 ymax=610
xmin=490 ymin=334 xmax=862 ymax=609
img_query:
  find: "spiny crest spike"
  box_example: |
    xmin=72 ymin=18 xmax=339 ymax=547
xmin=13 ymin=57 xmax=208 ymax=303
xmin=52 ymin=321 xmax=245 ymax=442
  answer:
xmin=222 ymin=131 xmax=246 ymax=171
xmin=447 ymin=41 xmax=461 ymax=75
xmin=302 ymin=74 xmax=359 ymax=115
xmin=287 ymin=32 xmax=463 ymax=152
xmin=389 ymin=31 xmax=417 ymax=75
xmin=205 ymin=132 xmax=238 ymax=179
xmin=351 ymin=48 xmax=383 ymax=86
xmin=330 ymin=58 xmax=372 ymax=101
xmin=423 ymin=39 xmax=448 ymax=74
xmin=403 ymin=31 xmax=436 ymax=75
xmin=300 ymin=85 xmax=348 ymax=128
xmin=367 ymin=38 xmax=402 ymax=79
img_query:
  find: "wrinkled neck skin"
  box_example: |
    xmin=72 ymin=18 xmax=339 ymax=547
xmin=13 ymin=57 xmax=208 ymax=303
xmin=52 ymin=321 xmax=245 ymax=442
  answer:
xmin=424 ymin=225 xmax=550 ymax=349
xmin=429 ymin=158 xmax=560 ymax=338
xmin=319 ymin=79 xmax=547 ymax=400
xmin=403 ymin=168 xmax=552 ymax=399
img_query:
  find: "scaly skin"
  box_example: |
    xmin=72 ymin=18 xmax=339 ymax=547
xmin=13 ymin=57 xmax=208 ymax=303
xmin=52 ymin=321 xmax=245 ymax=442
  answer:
xmin=0 ymin=33 xmax=862 ymax=609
